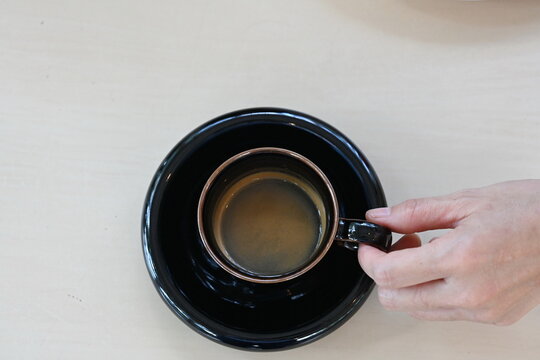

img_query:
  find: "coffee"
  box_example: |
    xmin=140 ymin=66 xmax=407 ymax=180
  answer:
xmin=210 ymin=170 xmax=327 ymax=277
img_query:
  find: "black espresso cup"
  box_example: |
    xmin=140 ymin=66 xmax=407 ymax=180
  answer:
xmin=198 ymin=147 xmax=389 ymax=284
xmin=142 ymin=108 xmax=392 ymax=351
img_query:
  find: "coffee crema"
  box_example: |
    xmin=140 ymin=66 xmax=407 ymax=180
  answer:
xmin=210 ymin=170 xmax=327 ymax=277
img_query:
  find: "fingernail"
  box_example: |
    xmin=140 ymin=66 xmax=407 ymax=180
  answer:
xmin=367 ymin=207 xmax=391 ymax=218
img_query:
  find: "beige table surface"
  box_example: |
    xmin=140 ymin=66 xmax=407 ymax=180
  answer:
xmin=1 ymin=0 xmax=540 ymax=359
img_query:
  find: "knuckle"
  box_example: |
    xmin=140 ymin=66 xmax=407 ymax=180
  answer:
xmin=469 ymin=293 xmax=489 ymax=309
xmin=402 ymin=199 xmax=424 ymax=219
xmin=453 ymin=188 xmax=493 ymax=215
xmin=455 ymin=290 xmax=489 ymax=309
xmin=377 ymin=289 xmax=397 ymax=310
xmin=412 ymin=288 xmax=432 ymax=310
xmin=372 ymin=265 xmax=396 ymax=288
xmin=453 ymin=188 xmax=482 ymax=203
xmin=477 ymin=201 xmax=495 ymax=213
xmin=437 ymin=249 xmax=464 ymax=278
xmin=448 ymin=241 xmax=483 ymax=275
xmin=459 ymin=244 xmax=479 ymax=262
xmin=448 ymin=190 xmax=479 ymax=220
xmin=428 ymin=241 xmax=454 ymax=274
xmin=453 ymin=189 xmax=477 ymax=201
xmin=474 ymin=308 xmax=503 ymax=324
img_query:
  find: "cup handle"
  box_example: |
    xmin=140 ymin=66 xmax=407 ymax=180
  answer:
xmin=335 ymin=218 xmax=392 ymax=252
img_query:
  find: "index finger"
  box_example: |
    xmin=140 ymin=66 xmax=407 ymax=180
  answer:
xmin=358 ymin=239 xmax=450 ymax=289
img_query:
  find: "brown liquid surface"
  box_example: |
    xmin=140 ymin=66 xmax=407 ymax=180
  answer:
xmin=212 ymin=171 xmax=326 ymax=276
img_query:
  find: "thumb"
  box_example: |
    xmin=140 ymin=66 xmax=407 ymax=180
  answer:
xmin=366 ymin=195 xmax=468 ymax=233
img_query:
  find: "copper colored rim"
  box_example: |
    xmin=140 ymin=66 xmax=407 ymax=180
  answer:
xmin=197 ymin=147 xmax=339 ymax=284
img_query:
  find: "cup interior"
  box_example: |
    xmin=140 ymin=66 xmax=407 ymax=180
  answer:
xmin=199 ymin=148 xmax=337 ymax=283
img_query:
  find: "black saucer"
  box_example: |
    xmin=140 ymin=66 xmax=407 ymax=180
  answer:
xmin=142 ymin=108 xmax=391 ymax=351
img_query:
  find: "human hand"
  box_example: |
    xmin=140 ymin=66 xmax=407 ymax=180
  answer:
xmin=358 ymin=180 xmax=540 ymax=325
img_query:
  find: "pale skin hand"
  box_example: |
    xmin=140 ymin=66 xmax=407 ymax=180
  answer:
xmin=358 ymin=180 xmax=540 ymax=325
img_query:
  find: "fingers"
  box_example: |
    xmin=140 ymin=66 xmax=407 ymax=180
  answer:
xmin=366 ymin=194 xmax=470 ymax=234
xmin=377 ymin=280 xmax=450 ymax=311
xmin=358 ymin=239 xmax=450 ymax=289
xmin=391 ymin=233 xmax=422 ymax=251
xmin=404 ymin=290 xmax=539 ymax=324
xmin=407 ymin=309 xmax=468 ymax=321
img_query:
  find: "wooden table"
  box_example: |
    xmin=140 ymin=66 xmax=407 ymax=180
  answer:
xmin=2 ymin=1 xmax=539 ymax=358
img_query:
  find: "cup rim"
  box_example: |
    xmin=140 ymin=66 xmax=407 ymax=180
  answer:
xmin=197 ymin=147 xmax=340 ymax=284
